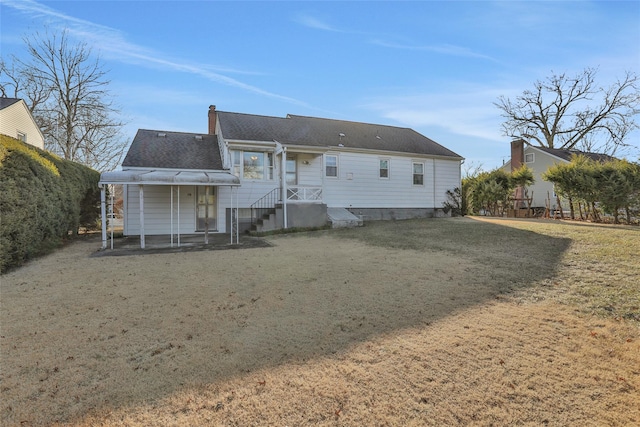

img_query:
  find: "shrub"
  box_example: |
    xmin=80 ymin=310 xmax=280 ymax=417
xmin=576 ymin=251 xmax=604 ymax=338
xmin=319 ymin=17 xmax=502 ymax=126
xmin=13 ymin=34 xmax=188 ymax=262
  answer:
xmin=0 ymin=135 xmax=100 ymax=272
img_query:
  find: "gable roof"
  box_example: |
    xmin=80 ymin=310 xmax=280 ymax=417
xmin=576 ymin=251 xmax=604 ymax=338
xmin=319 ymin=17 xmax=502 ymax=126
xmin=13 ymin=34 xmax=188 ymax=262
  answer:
xmin=533 ymin=146 xmax=617 ymax=163
xmin=122 ymin=129 xmax=224 ymax=170
xmin=0 ymin=97 xmax=21 ymax=110
xmin=217 ymin=111 xmax=462 ymax=158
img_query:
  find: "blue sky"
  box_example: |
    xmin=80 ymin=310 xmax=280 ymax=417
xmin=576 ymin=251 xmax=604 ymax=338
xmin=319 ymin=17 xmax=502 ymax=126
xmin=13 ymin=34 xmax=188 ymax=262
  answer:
xmin=1 ymin=0 xmax=639 ymax=170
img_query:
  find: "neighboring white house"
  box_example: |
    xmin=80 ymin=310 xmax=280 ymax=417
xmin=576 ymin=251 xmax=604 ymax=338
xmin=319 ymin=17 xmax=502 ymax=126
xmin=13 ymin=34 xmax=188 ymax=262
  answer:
xmin=99 ymin=106 xmax=463 ymax=248
xmin=502 ymin=139 xmax=615 ymax=210
xmin=0 ymin=97 xmax=45 ymax=149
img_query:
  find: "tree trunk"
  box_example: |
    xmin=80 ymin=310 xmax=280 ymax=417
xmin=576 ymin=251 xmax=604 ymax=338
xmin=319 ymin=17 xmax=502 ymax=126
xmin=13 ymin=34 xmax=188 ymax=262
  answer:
xmin=568 ymin=196 xmax=575 ymax=220
xmin=578 ymin=202 xmax=584 ymax=220
xmin=556 ymin=195 xmax=564 ymax=219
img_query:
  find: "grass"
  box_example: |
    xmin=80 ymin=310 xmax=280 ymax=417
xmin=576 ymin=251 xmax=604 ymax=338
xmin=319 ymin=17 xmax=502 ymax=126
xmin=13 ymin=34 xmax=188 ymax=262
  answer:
xmin=1 ymin=217 xmax=638 ymax=426
xmin=336 ymin=217 xmax=640 ymax=323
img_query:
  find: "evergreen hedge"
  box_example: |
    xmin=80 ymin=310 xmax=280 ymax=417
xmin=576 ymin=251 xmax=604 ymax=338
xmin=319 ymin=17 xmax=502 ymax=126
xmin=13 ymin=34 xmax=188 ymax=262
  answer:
xmin=0 ymin=135 xmax=101 ymax=273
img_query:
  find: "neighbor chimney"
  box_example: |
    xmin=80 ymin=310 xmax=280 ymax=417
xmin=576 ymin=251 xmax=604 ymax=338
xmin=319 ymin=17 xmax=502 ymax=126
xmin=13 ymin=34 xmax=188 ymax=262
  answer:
xmin=510 ymin=139 xmax=525 ymax=172
xmin=208 ymin=105 xmax=217 ymax=135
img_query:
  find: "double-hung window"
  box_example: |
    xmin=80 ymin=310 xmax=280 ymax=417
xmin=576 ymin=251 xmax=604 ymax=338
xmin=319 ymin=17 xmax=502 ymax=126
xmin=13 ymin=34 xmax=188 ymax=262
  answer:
xmin=413 ymin=162 xmax=424 ymax=185
xmin=379 ymin=158 xmax=389 ymax=178
xmin=325 ymin=155 xmax=338 ymax=178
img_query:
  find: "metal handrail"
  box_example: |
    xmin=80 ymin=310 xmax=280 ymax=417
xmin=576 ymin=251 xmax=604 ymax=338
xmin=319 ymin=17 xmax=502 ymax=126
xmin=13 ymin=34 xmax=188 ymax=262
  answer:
xmin=250 ymin=188 xmax=281 ymax=227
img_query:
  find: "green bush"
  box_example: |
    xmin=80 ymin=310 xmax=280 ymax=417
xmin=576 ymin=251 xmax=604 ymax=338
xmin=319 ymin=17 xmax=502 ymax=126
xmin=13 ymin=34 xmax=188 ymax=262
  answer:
xmin=0 ymin=135 xmax=100 ymax=273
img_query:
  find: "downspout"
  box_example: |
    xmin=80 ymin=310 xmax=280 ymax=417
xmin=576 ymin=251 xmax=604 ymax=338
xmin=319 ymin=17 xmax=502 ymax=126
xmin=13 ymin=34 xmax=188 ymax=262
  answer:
xmin=282 ymin=146 xmax=288 ymax=229
xmin=275 ymin=140 xmax=287 ymax=229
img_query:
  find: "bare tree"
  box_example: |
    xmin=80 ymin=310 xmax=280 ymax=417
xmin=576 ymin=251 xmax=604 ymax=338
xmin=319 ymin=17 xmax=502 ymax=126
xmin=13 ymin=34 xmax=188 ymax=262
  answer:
xmin=495 ymin=68 xmax=640 ymax=155
xmin=1 ymin=30 xmax=127 ymax=171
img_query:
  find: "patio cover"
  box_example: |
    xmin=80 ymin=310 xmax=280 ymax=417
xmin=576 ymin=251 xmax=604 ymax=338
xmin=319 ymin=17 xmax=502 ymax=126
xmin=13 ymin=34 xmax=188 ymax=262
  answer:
xmin=98 ymin=169 xmax=241 ymax=250
xmin=99 ymin=169 xmax=240 ymax=186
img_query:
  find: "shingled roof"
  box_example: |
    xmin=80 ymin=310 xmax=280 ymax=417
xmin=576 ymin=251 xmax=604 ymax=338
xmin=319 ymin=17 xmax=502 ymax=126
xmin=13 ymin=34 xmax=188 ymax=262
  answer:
xmin=0 ymin=97 xmax=22 ymax=110
xmin=217 ymin=111 xmax=462 ymax=158
xmin=122 ymin=130 xmax=223 ymax=170
xmin=535 ymin=146 xmax=617 ymax=163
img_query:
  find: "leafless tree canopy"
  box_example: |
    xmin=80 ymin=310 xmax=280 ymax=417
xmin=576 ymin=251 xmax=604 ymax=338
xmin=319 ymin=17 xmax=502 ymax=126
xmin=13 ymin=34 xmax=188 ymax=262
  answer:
xmin=495 ymin=68 xmax=640 ymax=155
xmin=1 ymin=30 xmax=127 ymax=171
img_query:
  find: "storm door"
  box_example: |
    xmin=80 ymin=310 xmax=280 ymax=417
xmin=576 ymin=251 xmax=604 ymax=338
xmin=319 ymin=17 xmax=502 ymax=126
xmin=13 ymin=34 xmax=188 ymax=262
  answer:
xmin=286 ymin=154 xmax=297 ymax=185
xmin=196 ymin=186 xmax=217 ymax=231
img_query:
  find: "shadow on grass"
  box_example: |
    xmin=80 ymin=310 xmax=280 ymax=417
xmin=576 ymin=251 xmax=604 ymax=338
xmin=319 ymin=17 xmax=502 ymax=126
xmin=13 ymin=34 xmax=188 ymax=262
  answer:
xmin=2 ymin=217 xmax=572 ymax=425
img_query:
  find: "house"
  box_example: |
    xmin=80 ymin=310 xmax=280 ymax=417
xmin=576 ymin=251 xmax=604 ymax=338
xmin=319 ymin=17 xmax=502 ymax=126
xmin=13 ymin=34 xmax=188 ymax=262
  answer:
xmin=502 ymin=139 xmax=616 ymax=210
xmin=0 ymin=97 xmax=45 ymax=149
xmin=99 ymin=106 xmax=463 ymax=248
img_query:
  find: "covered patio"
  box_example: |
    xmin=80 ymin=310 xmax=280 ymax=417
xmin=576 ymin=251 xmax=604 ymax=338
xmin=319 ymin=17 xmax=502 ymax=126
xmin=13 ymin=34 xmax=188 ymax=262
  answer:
xmin=98 ymin=169 xmax=241 ymax=251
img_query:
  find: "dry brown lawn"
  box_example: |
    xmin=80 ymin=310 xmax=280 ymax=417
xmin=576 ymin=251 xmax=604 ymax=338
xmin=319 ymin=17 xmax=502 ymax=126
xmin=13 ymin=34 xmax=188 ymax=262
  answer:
xmin=1 ymin=217 xmax=638 ymax=426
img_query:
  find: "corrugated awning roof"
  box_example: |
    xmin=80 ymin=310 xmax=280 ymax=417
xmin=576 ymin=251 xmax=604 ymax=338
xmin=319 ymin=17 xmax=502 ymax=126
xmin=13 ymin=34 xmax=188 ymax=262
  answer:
xmin=99 ymin=169 xmax=240 ymax=186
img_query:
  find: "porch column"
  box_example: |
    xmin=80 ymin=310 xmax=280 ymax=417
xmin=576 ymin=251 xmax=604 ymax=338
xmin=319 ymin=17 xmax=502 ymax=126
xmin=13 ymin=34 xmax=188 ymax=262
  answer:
xmin=230 ymin=185 xmax=234 ymax=244
xmin=109 ymin=186 xmax=114 ymax=250
xmin=170 ymin=185 xmax=174 ymax=248
xmin=100 ymin=185 xmax=107 ymax=249
xmin=177 ymin=186 xmax=181 ymax=247
xmin=204 ymin=186 xmax=209 ymax=245
xmin=139 ymin=184 xmax=145 ymax=249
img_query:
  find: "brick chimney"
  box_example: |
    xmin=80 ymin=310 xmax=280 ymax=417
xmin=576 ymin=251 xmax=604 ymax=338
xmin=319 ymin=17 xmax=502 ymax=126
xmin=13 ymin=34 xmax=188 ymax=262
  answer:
xmin=510 ymin=139 xmax=525 ymax=172
xmin=208 ymin=105 xmax=217 ymax=135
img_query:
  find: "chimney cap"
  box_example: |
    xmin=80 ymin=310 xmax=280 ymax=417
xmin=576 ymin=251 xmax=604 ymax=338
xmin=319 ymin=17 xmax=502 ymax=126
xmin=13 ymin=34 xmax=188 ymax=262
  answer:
xmin=209 ymin=105 xmax=216 ymax=111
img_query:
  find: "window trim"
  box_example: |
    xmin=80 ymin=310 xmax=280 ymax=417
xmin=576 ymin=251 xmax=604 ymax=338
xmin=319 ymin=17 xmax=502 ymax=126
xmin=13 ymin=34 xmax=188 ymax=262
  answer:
xmin=231 ymin=150 xmax=275 ymax=181
xmin=16 ymin=131 xmax=26 ymax=143
xmin=379 ymin=158 xmax=390 ymax=179
xmin=325 ymin=154 xmax=338 ymax=178
xmin=525 ymin=152 xmax=534 ymax=163
xmin=412 ymin=161 xmax=424 ymax=186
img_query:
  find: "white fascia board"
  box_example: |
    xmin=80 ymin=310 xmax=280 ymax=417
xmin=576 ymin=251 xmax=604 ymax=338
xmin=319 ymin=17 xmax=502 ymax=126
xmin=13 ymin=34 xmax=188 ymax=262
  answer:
xmin=280 ymin=144 xmax=329 ymax=154
xmin=225 ymin=139 xmax=278 ymax=151
xmin=326 ymin=145 xmax=464 ymax=161
xmin=528 ymin=145 xmax=569 ymax=163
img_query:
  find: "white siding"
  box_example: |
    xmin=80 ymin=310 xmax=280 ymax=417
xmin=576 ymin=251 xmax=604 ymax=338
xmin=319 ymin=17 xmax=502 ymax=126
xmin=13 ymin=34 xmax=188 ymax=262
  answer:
xmin=295 ymin=153 xmax=323 ymax=186
xmin=321 ymin=151 xmax=460 ymax=209
xmin=125 ymin=185 xmax=197 ymax=235
xmin=0 ymin=101 xmax=45 ymax=149
xmin=121 ymin=149 xmax=461 ymax=236
xmin=434 ymin=159 xmax=462 ymax=206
